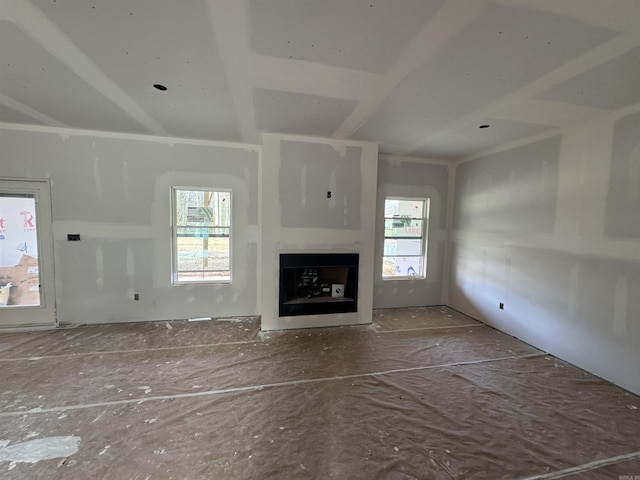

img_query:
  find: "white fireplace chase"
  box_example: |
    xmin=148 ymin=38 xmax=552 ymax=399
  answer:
xmin=260 ymin=133 xmax=378 ymax=331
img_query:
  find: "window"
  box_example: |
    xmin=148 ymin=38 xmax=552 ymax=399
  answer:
xmin=171 ymin=188 xmax=231 ymax=284
xmin=383 ymin=197 xmax=429 ymax=279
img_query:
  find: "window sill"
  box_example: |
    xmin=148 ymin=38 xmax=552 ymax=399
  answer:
xmin=382 ymin=275 xmax=426 ymax=281
xmin=173 ymin=279 xmax=232 ymax=286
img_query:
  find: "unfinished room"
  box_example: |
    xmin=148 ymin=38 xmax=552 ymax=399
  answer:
xmin=1 ymin=0 xmax=640 ymax=478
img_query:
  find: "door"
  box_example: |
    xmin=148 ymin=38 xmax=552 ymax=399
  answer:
xmin=0 ymin=179 xmax=56 ymax=328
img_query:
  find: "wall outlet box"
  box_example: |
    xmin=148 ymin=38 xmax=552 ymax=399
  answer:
xmin=331 ymin=284 xmax=344 ymax=298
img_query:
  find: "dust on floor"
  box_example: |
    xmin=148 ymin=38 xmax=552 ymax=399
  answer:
xmin=0 ymin=307 xmax=639 ymax=479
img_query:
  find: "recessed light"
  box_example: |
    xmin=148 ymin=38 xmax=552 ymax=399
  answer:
xmin=479 ymin=124 xmax=490 ymax=129
xmin=153 ymin=84 xmax=167 ymax=91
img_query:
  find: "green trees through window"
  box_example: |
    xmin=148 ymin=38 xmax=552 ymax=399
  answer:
xmin=383 ymin=197 xmax=429 ymax=279
xmin=172 ymin=188 xmax=231 ymax=284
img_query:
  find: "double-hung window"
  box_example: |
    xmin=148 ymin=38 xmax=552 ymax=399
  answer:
xmin=171 ymin=188 xmax=231 ymax=284
xmin=383 ymin=197 xmax=429 ymax=279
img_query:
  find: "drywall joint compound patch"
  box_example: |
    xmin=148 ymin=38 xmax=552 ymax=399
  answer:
xmin=0 ymin=436 xmax=80 ymax=469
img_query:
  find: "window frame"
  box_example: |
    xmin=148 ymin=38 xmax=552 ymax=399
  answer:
xmin=171 ymin=187 xmax=232 ymax=285
xmin=382 ymin=196 xmax=429 ymax=280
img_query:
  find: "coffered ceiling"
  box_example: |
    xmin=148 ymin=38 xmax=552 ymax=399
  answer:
xmin=2 ymin=0 xmax=640 ymax=159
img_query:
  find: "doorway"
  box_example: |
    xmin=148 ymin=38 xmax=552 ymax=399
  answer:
xmin=0 ymin=179 xmax=56 ymax=328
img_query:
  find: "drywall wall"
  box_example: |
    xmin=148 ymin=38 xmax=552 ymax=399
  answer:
xmin=374 ymin=156 xmax=450 ymax=308
xmin=260 ymin=133 xmax=378 ymax=330
xmin=0 ymin=125 xmax=260 ymax=324
xmin=449 ymin=107 xmax=640 ymax=395
xmin=279 ymin=141 xmax=362 ymax=229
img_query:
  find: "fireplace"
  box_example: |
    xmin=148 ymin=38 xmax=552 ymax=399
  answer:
xmin=279 ymin=253 xmax=359 ymax=317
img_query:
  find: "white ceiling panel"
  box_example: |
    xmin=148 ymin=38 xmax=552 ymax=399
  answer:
xmin=352 ymin=4 xmax=615 ymax=147
xmin=0 ymin=103 xmax=44 ymax=126
xmin=1 ymin=1 xmax=640 ymax=160
xmin=536 ymin=46 xmax=640 ymax=110
xmin=32 ymin=0 xmax=241 ymax=141
xmin=249 ymin=0 xmax=446 ymax=73
xmin=0 ymin=20 xmax=147 ymax=134
xmin=410 ymin=119 xmax=554 ymax=160
xmin=253 ymin=88 xmax=358 ymax=137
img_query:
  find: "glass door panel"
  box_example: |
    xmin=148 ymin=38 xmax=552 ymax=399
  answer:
xmin=0 ymin=193 xmax=41 ymax=307
xmin=0 ymin=179 xmax=55 ymax=328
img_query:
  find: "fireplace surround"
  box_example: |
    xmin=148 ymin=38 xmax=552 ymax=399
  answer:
xmin=279 ymin=253 xmax=359 ymax=317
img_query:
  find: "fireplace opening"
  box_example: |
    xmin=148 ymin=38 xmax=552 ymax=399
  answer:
xmin=279 ymin=253 xmax=359 ymax=317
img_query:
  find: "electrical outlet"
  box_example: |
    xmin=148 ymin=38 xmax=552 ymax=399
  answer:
xmin=134 ymin=293 xmax=139 ymax=301
xmin=499 ymin=302 xmax=504 ymax=310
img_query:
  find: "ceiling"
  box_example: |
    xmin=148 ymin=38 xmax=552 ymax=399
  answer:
xmin=2 ymin=0 xmax=640 ymax=160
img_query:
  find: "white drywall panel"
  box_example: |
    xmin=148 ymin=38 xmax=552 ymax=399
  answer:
xmin=373 ymin=158 xmax=450 ymax=308
xmin=260 ymin=133 xmax=377 ymax=331
xmin=449 ymin=109 xmax=640 ymax=395
xmin=253 ymin=88 xmax=358 ymax=138
xmin=0 ymin=126 xmax=260 ymax=324
xmin=0 ymin=20 xmax=147 ymax=135
xmin=353 ymin=3 xmax=614 ymax=147
xmin=248 ymin=0 xmax=445 ymax=73
xmin=31 ymin=0 xmax=242 ymax=140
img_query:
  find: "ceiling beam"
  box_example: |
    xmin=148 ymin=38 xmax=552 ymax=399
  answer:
xmin=332 ymin=0 xmax=489 ymax=140
xmin=0 ymin=92 xmax=69 ymax=128
xmin=2 ymin=0 xmax=168 ymax=136
xmin=205 ymin=0 xmax=258 ymax=143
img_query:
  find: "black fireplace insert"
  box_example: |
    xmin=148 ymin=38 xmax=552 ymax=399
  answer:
xmin=279 ymin=253 xmax=359 ymax=317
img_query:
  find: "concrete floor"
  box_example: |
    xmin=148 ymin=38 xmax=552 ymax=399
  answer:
xmin=0 ymin=307 xmax=639 ymax=479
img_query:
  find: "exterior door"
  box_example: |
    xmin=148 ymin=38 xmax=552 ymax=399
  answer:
xmin=0 ymin=179 xmax=56 ymax=328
